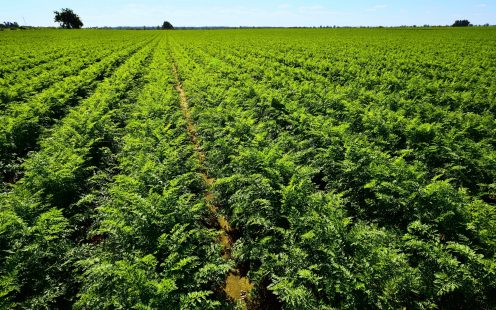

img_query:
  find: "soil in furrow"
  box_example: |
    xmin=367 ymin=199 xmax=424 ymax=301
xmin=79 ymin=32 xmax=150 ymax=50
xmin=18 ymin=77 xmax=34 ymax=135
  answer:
xmin=172 ymin=62 xmax=254 ymax=307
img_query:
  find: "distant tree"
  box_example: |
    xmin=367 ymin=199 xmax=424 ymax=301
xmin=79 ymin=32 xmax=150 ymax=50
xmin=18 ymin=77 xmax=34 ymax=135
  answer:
xmin=162 ymin=21 xmax=174 ymax=30
xmin=452 ymin=20 xmax=472 ymax=27
xmin=1 ymin=21 xmax=19 ymax=28
xmin=54 ymin=8 xmax=83 ymax=29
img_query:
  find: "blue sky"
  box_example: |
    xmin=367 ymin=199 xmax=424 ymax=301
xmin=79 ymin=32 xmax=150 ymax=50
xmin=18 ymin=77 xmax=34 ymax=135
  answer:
xmin=1 ymin=0 xmax=495 ymax=27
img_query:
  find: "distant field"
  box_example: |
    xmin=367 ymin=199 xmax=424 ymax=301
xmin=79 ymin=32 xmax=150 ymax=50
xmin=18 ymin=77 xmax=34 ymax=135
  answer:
xmin=1 ymin=28 xmax=495 ymax=309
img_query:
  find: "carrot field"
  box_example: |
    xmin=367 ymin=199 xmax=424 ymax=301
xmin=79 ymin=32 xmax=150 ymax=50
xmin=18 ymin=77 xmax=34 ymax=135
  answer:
xmin=1 ymin=27 xmax=496 ymax=309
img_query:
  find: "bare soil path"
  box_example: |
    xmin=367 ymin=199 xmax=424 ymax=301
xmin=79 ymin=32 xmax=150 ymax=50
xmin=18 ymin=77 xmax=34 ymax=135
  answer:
xmin=172 ymin=63 xmax=254 ymax=308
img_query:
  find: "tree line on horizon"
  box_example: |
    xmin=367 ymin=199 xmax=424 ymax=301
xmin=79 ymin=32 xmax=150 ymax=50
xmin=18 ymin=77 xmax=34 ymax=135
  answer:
xmin=0 ymin=7 xmax=493 ymax=30
xmin=51 ymin=8 xmax=174 ymax=30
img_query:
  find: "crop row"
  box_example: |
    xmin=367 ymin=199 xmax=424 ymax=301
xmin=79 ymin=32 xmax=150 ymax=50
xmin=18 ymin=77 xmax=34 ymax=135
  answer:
xmin=0 ymin=35 xmax=158 ymax=185
xmin=75 ymin=38 xmax=231 ymax=309
xmin=168 ymin=29 xmax=496 ymax=309
xmin=181 ymin=30 xmax=496 ymax=199
xmin=0 ymin=30 xmax=154 ymax=76
xmin=0 ymin=32 xmax=243 ymax=309
xmin=1 ymin=44 xmax=119 ymax=108
xmin=0 ymin=36 xmax=159 ymax=308
xmin=0 ymin=28 xmax=495 ymax=309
